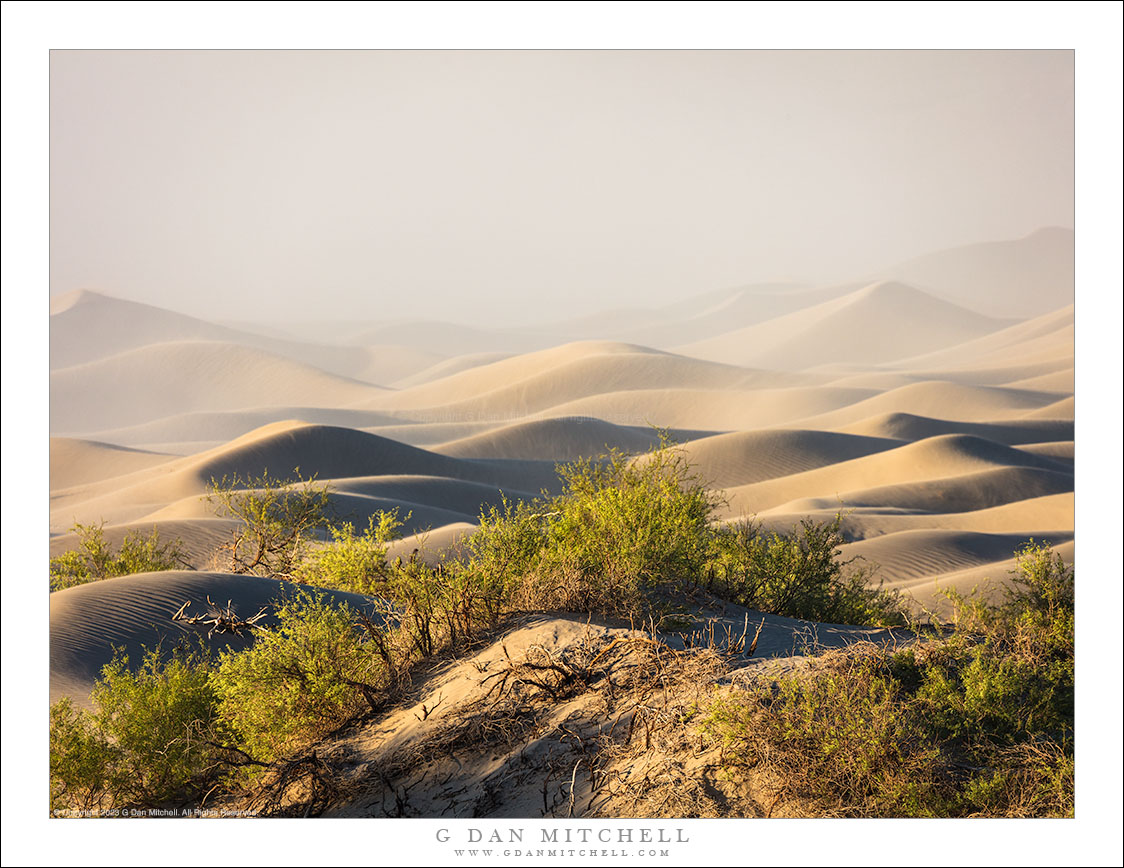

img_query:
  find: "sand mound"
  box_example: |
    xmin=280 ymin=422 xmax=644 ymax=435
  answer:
xmin=839 ymin=411 xmax=1073 ymax=445
xmin=892 ymin=305 xmax=1073 ymax=374
xmin=50 ymin=422 xmax=561 ymax=532
xmin=839 ymin=528 xmax=1074 ymax=588
xmin=656 ymin=429 xmax=902 ymax=490
xmin=1015 ymin=441 xmax=1074 ymax=465
xmin=433 ymin=416 xmax=665 ymax=461
xmin=370 ymin=342 xmax=791 ymax=418
xmin=723 ymin=434 xmax=1072 ymax=517
xmin=49 ymin=571 xmax=380 ymax=709
xmin=542 ymin=385 xmax=875 ymax=431
xmin=873 ymin=227 xmax=1074 ymax=318
xmin=391 ymin=351 xmax=513 ymax=389
xmin=892 ymin=539 xmax=1076 ymax=615
xmin=50 ymin=341 xmax=384 ymax=434
xmin=675 ymin=281 xmax=1007 ymax=370
xmin=757 ymin=491 xmax=1074 ymax=543
xmin=1022 ymin=396 xmax=1075 ymax=419
xmin=753 ymin=466 xmax=1073 ymax=518
xmin=795 ymin=380 xmax=1062 ymax=429
xmin=49 ymin=289 xmax=447 ymax=384
xmin=50 ymin=438 xmax=175 ymax=489
xmin=85 ymin=406 xmax=405 ymax=452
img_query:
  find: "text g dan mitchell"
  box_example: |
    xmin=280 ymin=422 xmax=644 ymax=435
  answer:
xmin=436 ymin=828 xmax=690 ymax=844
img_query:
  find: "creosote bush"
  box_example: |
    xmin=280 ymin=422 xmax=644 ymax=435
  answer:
xmin=293 ymin=510 xmax=407 ymax=595
xmin=50 ymin=522 xmax=188 ymax=591
xmin=50 ymin=648 xmax=221 ymax=813
xmin=205 ymin=469 xmax=332 ymax=578
xmin=210 ymin=589 xmax=396 ymax=764
xmin=702 ymin=541 xmax=1074 ymax=817
xmin=705 ymin=514 xmax=904 ymax=626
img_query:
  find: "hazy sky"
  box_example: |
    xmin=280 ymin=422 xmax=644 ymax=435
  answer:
xmin=50 ymin=50 xmax=1074 ymax=327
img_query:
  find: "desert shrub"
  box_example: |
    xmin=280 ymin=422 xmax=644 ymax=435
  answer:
xmin=50 ymin=647 xmax=221 ymax=813
xmin=49 ymin=522 xmax=187 ymax=591
xmin=702 ymin=542 xmax=1074 ymax=818
xmin=205 ymin=469 xmax=332 ymax=578
xmin=49 ymin=698 xmax=118 ymax=814
xmin=294 ymin=510 xmax=406 ymax=594
xmin=210 ymin=589 xmax=397 ymax=763
xmin=705 ymin=514 xmax=904 ymax=626
xmin=509 ymin=438 xmax=718 ymax=616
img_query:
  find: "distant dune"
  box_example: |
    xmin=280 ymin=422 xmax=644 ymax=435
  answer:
xmin=872 ymin=227 xmax=1074 ymax=318
xmin=50 ymin=342 xmax=384 ymax=434
xmin=50 ymin=437 xmax=175 ymax=489
xmin=675 ymin=281 xmax=1007 ymax=369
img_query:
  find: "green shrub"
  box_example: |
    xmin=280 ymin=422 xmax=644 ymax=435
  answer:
xmin=294 ymin=511 xmax=406 ymax=594
xmin=50 ymin=647 xmax=221 ymax=813
xmin=705 ymin=514 xmax=904 ymax=626
xmin=210 ymin=589 xmax=395 ymax=763
xmin=50 ymin=522 xmax=187 ymax=591
xmin=49 ymin=698 xmax=117 ymax=814
xmin=205 ymin=469 xmax=332 ymax=579
xmin=701 ymin=542 xmax=1075 ymax=818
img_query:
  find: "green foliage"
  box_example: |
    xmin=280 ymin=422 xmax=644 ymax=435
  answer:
xmin=50 ymin=647 xmax=221 ymax=813
xmin=205 ymin=469 xmax=332 ymax=578
xmin=702 ymin=542 xmax=1075 ymax=818
xmin=49 ymin=522 xmax=187 ymax=591
xmin=533 ymin=441 xmax=716 ymax=613
xmin=49 ymin=698 xmax=118 ymax=813
xmin=210 ymin=589 xmax=391 ymax=763
xmin=294 ymin=511 xmax=407 ymax=594
xmin=705 ymin=515 xmax=904 ymax=626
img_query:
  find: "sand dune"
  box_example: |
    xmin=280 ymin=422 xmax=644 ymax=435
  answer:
xmin=1022 ymin=396 xmax=1075 ymax=419
xmin=887 ymin=539 xmax=1076 ymax=614
xmin=891 ymin=304 xmax=1073 ymax=372
xmin=839 ymin=528 xmax=1074 ymax=588
xmin=1016 ymin=441 xmax=1074 ymax=465
xmin=50 ymin=289 xmax=440 ymax=384
xmin=434 ymin=416 xmax=666 ymax=461
xmin=542 ymin=385 xmax=877 ymax=431
xmin=655 ymin=428 xmax=903 ymax=490
xmin=50 ymin=571 xmax=380 ymax=709
xmin=50 ymin=421 xmax=561 ymax=532
xmin=50 ymin=341 xmax=384 ymax=434
xmin=612 ymin=282 xmax=857 ymax=348
xmin=368 ymin=341 xmax=812 ymax=419
xmin=756 ymin=491 xmax=1074 ymax=543
xmin=752 ymin=466 xmax=1073 ymax=519
xmin=143 ymin=474 xmax=539 ymax=535
xmin=839 ymin=411 xmax=1073 ymax=445
xmin=391 ymin=351 xmax=514 ymax=389
xmin=794 ymin=380 xmax=1063 ymax=429
xmin=50 ymin=438 xmax=176 ymax=489
xmin=675 ymin=281 xmax=1008 ymax=370
xmin=872 ymin=227 xmax=1074 ymax=318
xmin=84 ymin=406 xmax=406 ymax=452
xmin=1002 ymin=367 xmax=1075 ymax=392
xmin=722 ymin=434 xmax=1072 ymax=517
